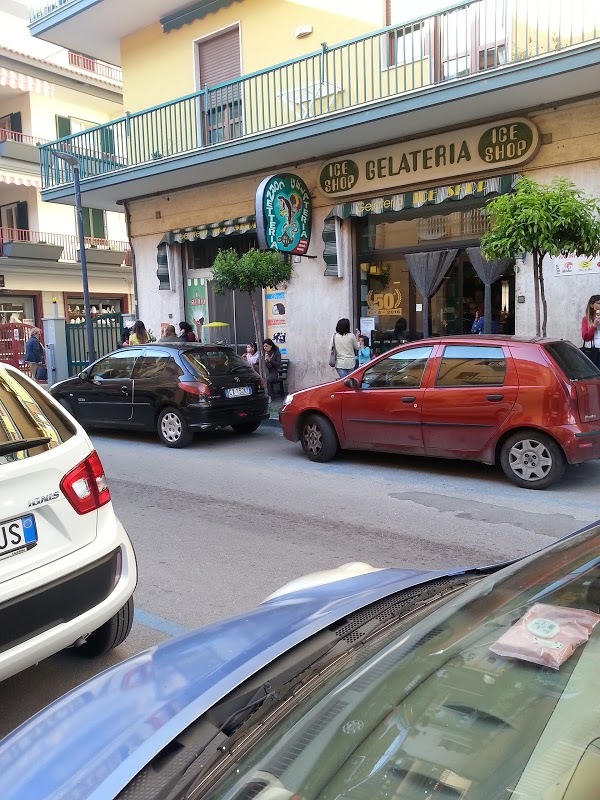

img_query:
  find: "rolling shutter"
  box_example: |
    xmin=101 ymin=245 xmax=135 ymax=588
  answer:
xmin=197 ymin=27 xmax=240 ymax=87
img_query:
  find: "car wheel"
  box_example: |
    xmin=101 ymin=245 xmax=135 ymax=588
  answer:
xmin=157 ymin=407 xmax=193 ymax=448
xmin=231 ymin=421 xmax=261 ymax=434
xmin=500 ymin=430 xmax=566 ymax=489
xmin=300 ymin=414 xmax=338 ymax=462
xmin=76 ymin=597 xmax=134 ymax=657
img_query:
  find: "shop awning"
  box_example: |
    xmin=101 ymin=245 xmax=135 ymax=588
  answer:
xmin=0 ymin=171 xmax=41 ymax=188
xmin=325 ymin=174 xmax=518 ymax=221
xmin=161 ymin=0 xmax=242 ymax=32
xmin=0 ymin=67 xmax=52 ymax=97
xmin=165 ymin=215 xmax=256 ymax=244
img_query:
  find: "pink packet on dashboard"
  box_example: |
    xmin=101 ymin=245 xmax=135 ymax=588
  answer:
xmin=489 ymin=602 xmax=600 ymax=669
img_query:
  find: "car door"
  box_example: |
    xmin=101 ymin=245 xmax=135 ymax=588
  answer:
xmin=76 ymin=349 xmax=140 ymax=425
xmin=131 ymin=348 xmax=184 ymax=429
xmin=421 ymin=343 xmax=518 ymax=457
xmin=341 ymin=345 xmax=435 ymax=453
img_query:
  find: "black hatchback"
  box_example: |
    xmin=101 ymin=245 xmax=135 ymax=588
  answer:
xmin=50 ymin=344 xmax=269 ymax=447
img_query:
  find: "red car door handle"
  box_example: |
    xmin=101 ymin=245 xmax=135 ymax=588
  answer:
xmin=486 ymin=394 xmax=504 ymax=402
xmin=401 ymin=396 xmax=416 ymax=403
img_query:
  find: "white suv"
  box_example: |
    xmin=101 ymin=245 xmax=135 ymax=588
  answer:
xmin=0 ymin=363 xmax=136 ymax=681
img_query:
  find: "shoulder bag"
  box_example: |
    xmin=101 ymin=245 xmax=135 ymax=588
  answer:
xmin=580 ymin=340 xmax=600 ymax=367
xmin=328 ymin=335 xmax=337 ymax=367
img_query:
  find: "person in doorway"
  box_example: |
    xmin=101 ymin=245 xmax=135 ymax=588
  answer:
xmin=25 ymin=327 xmax=45 ymax=382
xmin=179 ymin=321 xmax=196 ymax=342
xmin=242 ymin=342 xmax=260 ymax=369
xmin=581 ymin=294 xmax=600 ymax=367
xmin=471 ymin=306 xmax=499 ymax=334
xmin=263 ymin=338 xmax=282 ymax=395
xmin=128 ymin=320 xmax=151 ymax=345
xmin=357 ymin=335 xmax=372 ymax=366
xmin=160 ymin=325 xmax=178 ymax=342
xmin=393 ymin=317 xmax=408 ymax=343
xmin=117 ymin=326 xmax=132 ymax=348
xmin=333 ymin=318 xmax=360 ymax=378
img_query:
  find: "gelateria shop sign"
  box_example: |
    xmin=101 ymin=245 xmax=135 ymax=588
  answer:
xmin=256 ymin=173 xmax=312 ymax=255
xmin=318 ymin=118 xmax=539 ymax=198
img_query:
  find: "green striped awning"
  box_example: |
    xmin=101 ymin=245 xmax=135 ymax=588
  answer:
xmin=326 ymin=174 xmax=518 ymax=220
xmin=166 ymin=215 xmax=256 ymax=244
xmin=161 ymin=0 xmax=242 ymax=32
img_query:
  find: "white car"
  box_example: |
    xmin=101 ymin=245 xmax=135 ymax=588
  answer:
xmin=0 ymin=363 xmax=137 ymax=681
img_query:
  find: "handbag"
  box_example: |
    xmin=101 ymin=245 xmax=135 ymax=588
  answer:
xmin=36 ymin=365 xmax=48 ymax=381
xmin=580 ymin=341 xmax=600 ymax=367
xmin=328 ymin=335 xmax=337 ymax=368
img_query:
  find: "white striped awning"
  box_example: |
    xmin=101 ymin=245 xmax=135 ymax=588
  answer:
xmin=0 ymin=67 xmax=53 ymax=97
xmin=0 ymin=172 xmax=42 ymax=188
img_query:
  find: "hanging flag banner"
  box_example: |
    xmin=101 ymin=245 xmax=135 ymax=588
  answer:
xmin=255 ymin=173 xmax=312 ymax=255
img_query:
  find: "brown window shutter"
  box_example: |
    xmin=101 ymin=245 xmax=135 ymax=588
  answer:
xmin=197 ymin=27 xmax=241 ymax=87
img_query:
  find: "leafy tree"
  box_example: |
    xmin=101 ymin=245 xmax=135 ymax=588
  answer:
xmin=210 ymin=248 xmax=292 ymax=383
xmin=481 ymin=177 xmax=600 ymax=336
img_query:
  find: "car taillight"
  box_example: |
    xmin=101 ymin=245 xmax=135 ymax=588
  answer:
xmin=178 ymin=380 xmax=210 ymax=397
xmin=60 ymin=451 xmax=111 ymax=515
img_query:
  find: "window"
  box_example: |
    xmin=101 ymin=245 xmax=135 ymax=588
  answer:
xmin=436 ymin=345 xmax=506 ymax=387
xmin=183 ymin=348 xmax=252 ymax=377
xmin=362 ymin=346 xmax=432 ymax=389
xmin=81 ymin=207 xmax=106 ymax=240
xmin=197 ymin=27 xmax=241 ymax=144
xmin=56 ymin=115 xmax=97 ymax=138
xmin=89 ymin=350 xmax=139 ymax=380
xmin=133 ymin=353 xmax=183 ymax=381
xmin=545 ymin=342 xmax=600 ymax=381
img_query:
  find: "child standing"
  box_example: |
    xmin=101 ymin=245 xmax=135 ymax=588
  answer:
xmin=357 ymin=335 xmax=371 ymax=366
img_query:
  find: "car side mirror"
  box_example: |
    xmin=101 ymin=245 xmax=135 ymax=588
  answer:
xmin=344 ymin=377 xmax=359 ymax=389
xmin=78 ymin=370 xmax=90 ymax=381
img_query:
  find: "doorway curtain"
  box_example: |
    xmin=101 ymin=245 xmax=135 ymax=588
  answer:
xmin=466 ymin=247 xmax=512 ymax=334
xmin=405 ymin=249 xmax=457 ymax=338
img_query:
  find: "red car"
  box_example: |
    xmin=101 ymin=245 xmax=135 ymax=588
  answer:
xmin=279 ymin=336 xmax=600 ymax=488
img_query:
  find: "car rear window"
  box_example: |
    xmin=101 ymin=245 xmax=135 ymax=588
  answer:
xmin=0 ymin=369 xmax=75 ymax=464
xmin=545 ymin=341 xmax=600 ymax=381
xmin=183 ymin=348 xmax=255 ymax=376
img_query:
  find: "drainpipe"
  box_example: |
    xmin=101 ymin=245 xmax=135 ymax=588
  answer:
xmin=124 ymin=200 xmax=139 ymax=319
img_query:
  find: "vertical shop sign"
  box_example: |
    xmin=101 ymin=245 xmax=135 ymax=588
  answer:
xmin=256 ymin=174 xmax=312 ymax=255
xmin=186 ymin=277 xmax=208 ymax=341
xmin=266 ymin=289 xmax=287 ymax=356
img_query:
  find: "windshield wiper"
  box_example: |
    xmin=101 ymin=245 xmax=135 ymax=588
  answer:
xmin=0 ymin=437 xmax=51 ymax=456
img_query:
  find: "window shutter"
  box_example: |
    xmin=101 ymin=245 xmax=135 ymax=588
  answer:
xmin=323 ymin=218 xmax=341 ymax=277
xmin=16 ymin=201 xmax=29 ymax=231
xmin=156 ymin=243 xmax=170 ymax=290
xmin=9 ymin=112 xmax=22 ymax=133
xmin=81 ymin=207 xmax=92 ymax=239
xmin=91 ymin=208 xmax=106 ymax=239
xmin=56 ymin=115 xmax=72 ymax=138
xmin=197 ymin=28 xmax=240 ymax=87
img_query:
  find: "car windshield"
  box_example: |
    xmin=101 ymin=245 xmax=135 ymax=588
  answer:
xmin=204 ymin=527 xmax=600 ymax=800
xmin=0 ymin=369 xmax=74 ymax=465
xmin=184 ymin=348 xmax=255 ymax=377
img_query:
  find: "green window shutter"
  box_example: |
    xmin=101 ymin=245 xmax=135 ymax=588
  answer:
xmin=91 ymin=208 xmax=106 ymax=239
xmin=56 ymin=115 xmax=72 ymax=138
xmin=81 ymin=207 xmax=92 ymax=239
xmin=16 ymin=201 xmax=29 ymax=231
xmin=9 ymin=112 xmax=22 ymax=134
xmin=322 ymin=218 xmax=340 ymax=277
xmin=100 ymin=127 xmax=115 ymax=155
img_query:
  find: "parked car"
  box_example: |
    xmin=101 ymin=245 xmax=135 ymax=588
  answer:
xmin=50 ymin=343 xmax=269 ymax=448
xmin=280 ymin=336 xmax=600 ymax=488
xmin=0 ymin=363 xmax=136 ymax=682
xmin=1 ymin=521 xmax=599 ymax=800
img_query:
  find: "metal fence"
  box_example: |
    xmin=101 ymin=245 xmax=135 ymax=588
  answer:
xmin=66 ymin=313 xmax=122 ymax=376
xmin=40 ymin=0 xmax=600 ymax=190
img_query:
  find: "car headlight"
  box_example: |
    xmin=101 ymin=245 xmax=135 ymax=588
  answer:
xmin=281 ymin=393 xmax=294 ymax=409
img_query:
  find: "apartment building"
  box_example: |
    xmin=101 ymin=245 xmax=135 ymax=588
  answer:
xmin=29 ymin=0 xmax=600 ymax=388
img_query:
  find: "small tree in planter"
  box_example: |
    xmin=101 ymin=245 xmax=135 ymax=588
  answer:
xmin=481 ymin=177 xmax=600 ymax=336
xmin=210 ymin=248 xmax=293 ymax=384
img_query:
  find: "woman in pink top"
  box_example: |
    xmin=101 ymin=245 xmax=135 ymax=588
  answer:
xmin=581 ymin=294 xmax=600 ymax=367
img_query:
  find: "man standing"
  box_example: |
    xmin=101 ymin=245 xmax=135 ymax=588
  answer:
xmin=25 ymin=327 xmax=45 ymax=382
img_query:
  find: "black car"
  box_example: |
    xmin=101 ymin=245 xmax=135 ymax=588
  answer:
xmin=50 ymin=343 xmax=269 ymax=447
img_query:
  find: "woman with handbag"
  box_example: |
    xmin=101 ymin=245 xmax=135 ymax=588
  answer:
xmin=331 ymin=318 xmax=360 ymax=378
xmin=581 ymin=294 xmax=600 ymax=367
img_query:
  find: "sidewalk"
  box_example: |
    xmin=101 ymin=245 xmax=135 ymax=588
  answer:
xmin=265 ymin=399 xmax=282 ymax=427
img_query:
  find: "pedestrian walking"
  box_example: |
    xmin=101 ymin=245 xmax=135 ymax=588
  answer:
xmin=160 ymin=325 xmax=178 ymax=342
xmin=263 ymin=338 xmax=281 ymax=395
xmin=128 ymin=320 xmax=151 ymax=345
xmin=25 ymin=327 xmax=45 ymax=382
xmin=331 ymin=318 xmax=359 ymax=377
xmin=357 ymin=335 xmax=372 ymax=366
xmin=179 ymin=321 xmax=196 ymax=342
xmin=581 ymin=294 xmax=600 ymax=367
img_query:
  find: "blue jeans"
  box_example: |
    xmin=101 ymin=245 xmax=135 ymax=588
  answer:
xmin=336 ymin=368 xmax=352 ymax=378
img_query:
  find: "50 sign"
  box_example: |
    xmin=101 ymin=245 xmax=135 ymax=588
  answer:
xmin=367 ymin=289 xmax=402 ymax=315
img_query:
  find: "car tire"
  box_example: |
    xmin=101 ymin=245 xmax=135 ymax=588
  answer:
xmin=500 ymin=430 xmax=566 ymax=489
xmin=231 ymin=421 xmax=261 ymax=434
xmin=157 ymin=407 xmax=193 ymax=448
xmin=300 ymin=414 xmax=339 ymax=462
xmin=77 ymin=596 xmax=134 ymax=657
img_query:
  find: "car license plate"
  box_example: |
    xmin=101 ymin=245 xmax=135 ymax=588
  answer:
xmin=0 ymin=514 xmax=37 ymax=559
xmin=225 ymin=386 xmax=252 ymax=398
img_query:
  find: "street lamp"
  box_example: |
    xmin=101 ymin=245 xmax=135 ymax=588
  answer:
xmin=49 ymin=149 xmax=96 ymax=363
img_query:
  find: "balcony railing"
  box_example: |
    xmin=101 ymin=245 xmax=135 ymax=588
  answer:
xmin=0 ymin=129 xmax=51 ymax=147
xmin=39 ymin=0 xmax=600 ymax=191
xmin=68 ymin=52 xmax=123 ymax=83
xmin=30 ymin=0 xmax=75 ymax=23
xmin=0 ymin=227 xmax=131 ymax=264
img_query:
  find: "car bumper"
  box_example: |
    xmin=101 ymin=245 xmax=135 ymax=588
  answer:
xmin=279 ymin=407 xmax=298 ymax=440
xmin=0 ymin=516 xmax=136 ymax=681
xmin=553 ymin=425 xmax=600 ymax=464
xmin=185 ymin=397 xmax=269 ymax=429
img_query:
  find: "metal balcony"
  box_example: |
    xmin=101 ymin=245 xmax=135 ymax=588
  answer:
xmin=0 ymin=227 xmax=131 ymax=265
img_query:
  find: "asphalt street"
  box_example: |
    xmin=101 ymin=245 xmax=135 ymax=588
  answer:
xmin=1 ymin=423 xmax=599 ymax=737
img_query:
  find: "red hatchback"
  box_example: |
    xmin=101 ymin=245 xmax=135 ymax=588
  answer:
xmin=279 ymin=337 xmax=600 ymax=488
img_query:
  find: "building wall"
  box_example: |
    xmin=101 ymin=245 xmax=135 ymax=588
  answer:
xmin=28 ymin=85 xmax=122 ymax=141
xmin=120 ymin=0 xmax=384 ymax=112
